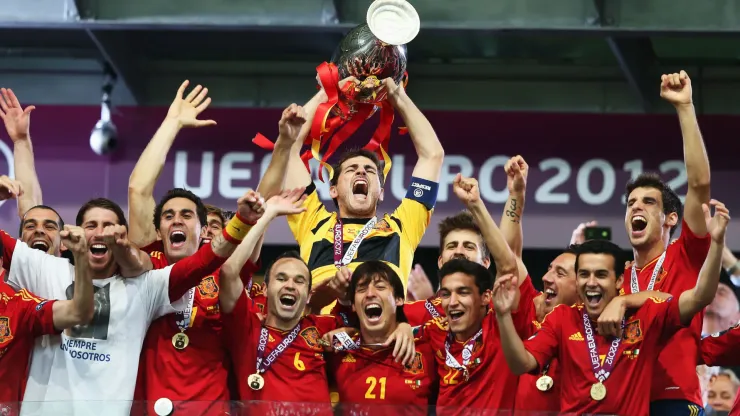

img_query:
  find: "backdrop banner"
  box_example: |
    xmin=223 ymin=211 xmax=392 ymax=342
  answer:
xmin=1 ymin=106 xmax=737 ymax=249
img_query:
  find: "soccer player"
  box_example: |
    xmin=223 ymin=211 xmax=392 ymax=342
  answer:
xmin=218 ymin=191 xmax=415 ymax=413
xmin=0 ymin=224 xmax=95 ymax=413
xmin=413 ymin=258 xmax=530 ymax=415
xmin=494 ymin=199 xmax=727 ymax=415
xmin=258 ymin=77 xmax=444 ymax=312
xmin=699 ymin=322 xmax=740 ymax=415
xmin=328 ymin=261 xmax=435 ymax=415
xmin=621 ymin=71 xmax=712 ymax=415
xmin=127 ymin=82 xmax=267 ymax=416
xmin=1 ymin=194 xmax=253 ymax=415
xmin=703 ymin=282 xmax=740 ymax=336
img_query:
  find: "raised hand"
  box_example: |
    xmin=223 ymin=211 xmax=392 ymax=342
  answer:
xmin=236 ymin=190 xmax=266 ymax=225
xmin=504 ymin=155 xmax=529 ymax=194
xmin=278 ymin=104 xmax=307 ymax=144
xmin=101 ymin=225 xmax=129 ymax=248
xmin=703 ymin=199 xmax=731 ymax=243
xmin=570 ymin=220 xmax=598 ymax=245
xmin=492 ymin=274 xmax=519 ymax=315
xmin=452 ymin=173 xmax=481 ymax=207
xmin=0 ymin=175 xmax=23 ymax=201
xmin=166 ymin=80 xmax=217 ymax=128
xmin=660 ymin=70 xmax=692 ymax=107
xmin=382 ymin=78 xmax=406 ymax=107
xmin=60 ymin=225 xmax=87 ymax=256
xmin=264 ymin=187 xmax=307 ymax=217
xmin=327 ymin=266 xmax=352 ymax=302
xmin=407 ymin=264 xmax=435 ymax=301
xmin=0 ymin=88 xmax=35 ymax=141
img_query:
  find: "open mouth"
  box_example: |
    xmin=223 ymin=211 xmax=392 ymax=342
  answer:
xmin=352 ymin=179 xmax=368 ymax=198
xmin=90 ymin=243 xmax=108 ymax=257
xmin=544 ymin=288 xmax=557 ymax=304
xmin=585 ymin=290 xmax=603 ymax=307
xmin=30 ymin=240 xmax=49 ymax=252
xmin=630 ymin=215 xmax=647 ymax=235
xmin=364 ymin=303 xmax=383 ymax=323
xmin=169 ymin=230 xmax=187 ymax=248
xmin=449 ymin=310 xmax=465 ymax=322
xmin=279 ymin=294 xmax=297 ymax=307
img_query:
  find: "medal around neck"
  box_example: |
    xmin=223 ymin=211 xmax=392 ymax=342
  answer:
xmin=590 ymin=382 xmax=606 ymax=401
xmin=248 ymin=373 xmax=265 ymax=391
xmin=172 ymin=332 xmax=189 ymax=350
xmin=153 ymin=398 xmax=174 ymax=416
xmin=536 ymin=375 xmax=554 ymax=392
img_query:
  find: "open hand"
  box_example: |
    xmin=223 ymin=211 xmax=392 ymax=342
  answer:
xmin=278 ymin=104 xmax=307 ymax=143
xmin=0 ymin=88 xmax=35 ymax=141
xmin=492 ymin=274 xmax=519 ymax=316
xmin=571 ymin=221 xmax=598 ymax=245
xmin=0 ymin=175 xmax=23 ymax=201
xmin=384 ymin=322 xmax=416 ymax=366
xmin=166 ymin=80 xmax=217 ymax=128
xmin=264 ymin=188 xmax=307 ymax=217
xmin=703 ymin=199 xmax=731 ymax=243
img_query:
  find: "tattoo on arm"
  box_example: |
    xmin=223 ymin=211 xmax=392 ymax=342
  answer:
xmin=505 ymin=199 xmax=521 ymax=224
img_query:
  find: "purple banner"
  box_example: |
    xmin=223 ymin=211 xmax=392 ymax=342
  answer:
xmin=0 ymin=106 xmax=737 ymax=249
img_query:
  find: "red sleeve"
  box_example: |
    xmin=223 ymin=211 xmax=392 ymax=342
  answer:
xmin=239 ymin=260 xmax=260 ymax=288
xmin=523 ymin=305 xmax=563 ymax=374
xmin=1 ymin=230 xmax=18 ymax=271
xmin=700 ymin=323 xmax=740 ymax=367
xmin=641 ymin=296 xmax=684 ymax=343
xmin=15 ymin=289 xmax=59 ymax=336
xmin=168 ymin=243 xmax=227 ymax=302
xmin=141 ymin=240 xmax=164 ymax=254
xmin=148 ymin=251 xmax=170 ymax=270
xmin=222 ymin=291 xmax=255 ymax=350
xmin=328 ymin=302 xmax=357 ymax=328
xmin=677 ymin=219 xmax=711 ymax=272
xmin=404 ymin=297 xmax=444 ymax=327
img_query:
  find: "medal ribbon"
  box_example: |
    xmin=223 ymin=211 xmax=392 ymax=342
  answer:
xmin=256 ymin=324 xmax=302 ymax=375
xmin=581 ymin=309 xmax=622 ymax=383
xmin=174 ymin=288 xmax=196 ymax=332
xmin=332 ymin=331 xmax=361 ymax=351
xmin=333 ymin=217 xmax=378 ymax=268
xmin=424 ymin=299 xmax=441 ymax=319
xmin=630 ymin=251 xmax=666 ymax=293
xmin=444 ymin=329 xmax=483 ymax=378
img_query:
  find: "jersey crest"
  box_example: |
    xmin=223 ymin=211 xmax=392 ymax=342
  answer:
xmin=403 ymin=351 xmax=425 ymax=376
xmin=374 ymin=219 xmax=392 ymax=232
xmin=0 ymin=316 xmax=13 ymax=344
xmin=623 ymin=319 xmax=643 ymax=344
xmin=300 ymin=326 xmax=322 ymax=350
xmin=197 ymin=276 xmax=219 ymax=299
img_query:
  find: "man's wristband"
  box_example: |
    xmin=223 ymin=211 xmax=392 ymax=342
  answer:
xmin=222 ymin=213 xmax=254 ymax=244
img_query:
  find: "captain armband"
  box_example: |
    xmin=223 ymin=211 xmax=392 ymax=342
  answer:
xmin=222 ymin=213 xmax=254 ymax=244
xmin=405 ymin=176 xmax=438 ymax=210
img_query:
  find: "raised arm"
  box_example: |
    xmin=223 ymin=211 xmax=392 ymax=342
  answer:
xmin=383 ymin=78 xmax=444 ymax=182
xmin=659 ymin=71 xmax=710 ymax=236
xmin=256 ymin=104 xmax=307 ymax=199
xmin=678 ymin=200 xmax=728 ymax=325
xmin=0 ymin=88 xmax=41 ymax=218
xmin=492 ymin=274 xmax=539 ymax=374
xmin=51 ymin=226 xmax=95 ymax=329
xmin=220 ymin=188 xmax=306 ymax=313
xmin=452 ymin=174 xmax=517 ymax=278
xmin=284 ymin=91 xmax=326 ymax=190
xmin=128 ymin=81 xmax=216 ymax=247
xmin=106 ymin=225 xmax=153 ymax=277
xmin=500 ymin=156 xmax=530 ymax=281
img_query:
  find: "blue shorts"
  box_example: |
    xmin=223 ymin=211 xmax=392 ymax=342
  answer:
xmin=650 ymin=399 xmax=705 ymax=416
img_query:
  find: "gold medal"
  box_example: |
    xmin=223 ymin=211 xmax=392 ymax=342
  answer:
xmin=172 ymin=332 xmax=189 ymax=350
xmin=590 ymin=382 xmax=606 ymax=401
xmin=248 ymin=373 xmax=265 ymax=391
xmin=536 ymin=375 xmax=553 ymax=392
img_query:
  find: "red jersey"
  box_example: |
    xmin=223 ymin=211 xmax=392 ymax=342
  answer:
xmin=329 ymin=335 xmax=438 ymax=416
xmin=404 ymin=297 xmax=445 ymax=326
xmin=622 ymin=219 xmax=710 ymax=404
xmin=731 ymin=393 xmax=740 ymax=416
xmin=515 ymin=276 xmax=561 ymax=414
xmin=699 ymin=322 xmax=740 ymax=367
xmin=223 ymin=291 xmax=349 ymax=415
xmin=524 ymin=297 xmax=684 ymax=415
xmin=0 ymin=284 xmax=58 ymax=409
xmin=136 ymin=244 xmax=259 ymax=416
xmin=418 ymin=307 xmax=530 ymax=415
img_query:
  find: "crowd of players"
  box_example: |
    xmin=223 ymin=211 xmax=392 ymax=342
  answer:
xmin=0 ymin=69 xmax=738 ymax=416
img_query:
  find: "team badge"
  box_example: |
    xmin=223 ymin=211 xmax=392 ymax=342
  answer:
xmin=197 ymin=276 xmax=219 ymax=299
xmin=404 ymin=351 xmax=425 ymax=375
xmin=0 ymin=317 xmax=14 ymax=344
xmin=300 ymin=327 xmax=322 ymax=350
xmin=374 ymin=219 xmax=392 ymax=232
xmin=623 ymin=320 xmax=643 ymax=344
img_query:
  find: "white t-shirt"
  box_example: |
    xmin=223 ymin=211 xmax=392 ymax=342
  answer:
xmin=6 ymin=241 xmax=177 ymax=416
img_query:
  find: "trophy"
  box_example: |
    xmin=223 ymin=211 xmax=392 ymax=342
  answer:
xmin=254 ymin=0 xmax=420 ymax=181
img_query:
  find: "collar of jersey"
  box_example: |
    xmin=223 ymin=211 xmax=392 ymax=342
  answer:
xmin=340 ymin=217 xmax=374 ymax=225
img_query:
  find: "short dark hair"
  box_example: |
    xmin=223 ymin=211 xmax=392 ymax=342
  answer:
xmin=76 ymin=198 xmax=127 ymax=228
xmin=153 ymin=188 xmax=207 ymax=230
xmin=348 ymin=261 xmax=408 ymax=323
xmin=19 ymin=205 xmax=65 ymax=236
xmin=439 ymin=258 xmax=494 ymax=295
xmin=563 ymin=244 xmax=579 ymax=255
xmin=264 ymin=250 xmax=313 ymax=292
xmin=329 ymin=148 xmax=385 ymax=209
xmin=625 ymin=172 xmax=683 ymax=238
xmin=574 ymin=240 xmax=624 ymax=279
xmin=438 ymin=211 xmax=490 ymax=259
xmin=204 ymin=204 xmax=226 ymax=227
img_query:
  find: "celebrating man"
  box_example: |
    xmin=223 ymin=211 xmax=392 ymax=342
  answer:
xmin=258 ymin=77 xmax=444 ymax=312
xmin=494 ymin=199 xmax=727 ymax=415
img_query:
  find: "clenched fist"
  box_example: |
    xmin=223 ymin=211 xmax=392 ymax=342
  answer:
xmin=60 ymin=225 xmax=87 ymax=256
xmin=101 ymin=224 xmax=129 ymax=248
